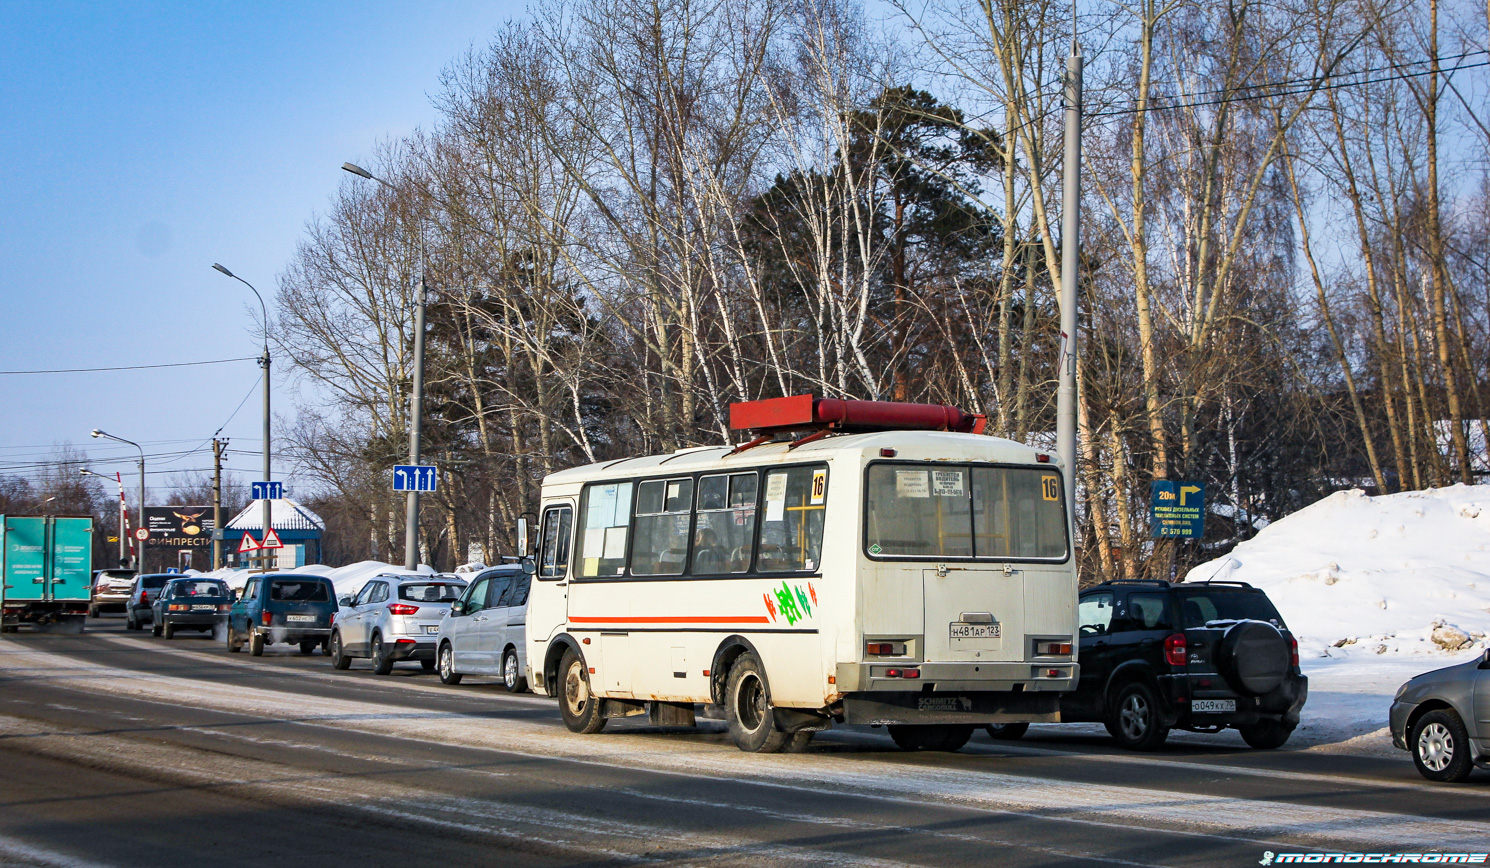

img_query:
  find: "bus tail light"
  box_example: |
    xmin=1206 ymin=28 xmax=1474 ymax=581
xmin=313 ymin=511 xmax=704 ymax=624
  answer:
xmin=1036 ymin=641 xmax=1072 ymax=655
xmin=866 ymin=642 xmax=905 ymax=656
xmin=387 ymin=603 xmax=419 ymax=616
xmin=902 ymin=668 xmax=920 ymax=679
xmin=1164 ymin=633 xmax=1187 ymax=667
xmin=882 ymin=668 xmax=920 ymax=679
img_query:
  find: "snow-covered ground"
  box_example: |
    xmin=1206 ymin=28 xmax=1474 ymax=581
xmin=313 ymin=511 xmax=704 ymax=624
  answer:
xmin=1180 ymin=483 xmax=1490 ymax=756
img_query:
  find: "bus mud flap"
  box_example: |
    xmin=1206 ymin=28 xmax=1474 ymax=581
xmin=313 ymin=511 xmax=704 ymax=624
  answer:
xmin=648 ymin=702 xmax=697 ymax=727
xmin=773 ymin=706 xmax=834 ymax=733
xmin=600 ymin=698 xmax=648 ymax=718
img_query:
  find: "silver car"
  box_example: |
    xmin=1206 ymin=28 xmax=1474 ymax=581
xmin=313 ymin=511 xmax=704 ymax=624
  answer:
xmin=435 ymin=565 xmax=531 ymax=692
xmin=1389 ymin=649 xmax=1490 ymax=782
xmin=328 ymin=574 xmax=467 ymax=674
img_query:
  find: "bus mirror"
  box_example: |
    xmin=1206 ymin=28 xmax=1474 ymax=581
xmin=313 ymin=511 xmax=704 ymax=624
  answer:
xmin=517 ymin=516 xmax=531 ymax=556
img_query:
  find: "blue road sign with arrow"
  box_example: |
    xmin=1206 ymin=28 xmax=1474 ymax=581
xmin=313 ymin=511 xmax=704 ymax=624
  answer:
xmin=392 ymin=465 xmax=438 ymax=493
xmin=251 ymin=481 xmax=283 ymax=500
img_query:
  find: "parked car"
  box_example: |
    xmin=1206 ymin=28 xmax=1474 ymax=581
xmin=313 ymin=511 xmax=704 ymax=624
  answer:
xmin=89 ymin=569 xmax=137 ymax=617
xmin=435 ymin=565 xmax=531 ymax=692
xmin=1389 ymin=649 xmax=1490 ymax=782
xmin=149 ymin=577 xmax=232 ymax=639
xmin=124 ymin=573 xmax=174 ymax=631
xmin=328 ymin=574 xmax=467 ymax=674
xmin=1000 ymin=580 xmax=1306 ymax=751
xmin=226 ymin=573 xmax=338 ymax=657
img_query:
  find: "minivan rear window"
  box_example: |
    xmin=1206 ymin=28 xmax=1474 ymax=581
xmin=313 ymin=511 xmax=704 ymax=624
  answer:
xmin=1179 ymin=591 xmax=1284 ymax=628
xmin=269 ymin=580 xmax=329 ymax=602
xmin=399 ymin=583 xmax=464 ymax=603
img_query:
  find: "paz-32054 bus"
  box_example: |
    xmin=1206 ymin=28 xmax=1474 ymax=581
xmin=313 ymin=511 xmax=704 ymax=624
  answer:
xmin=524 ymin=395 xmax=1077 ymax=752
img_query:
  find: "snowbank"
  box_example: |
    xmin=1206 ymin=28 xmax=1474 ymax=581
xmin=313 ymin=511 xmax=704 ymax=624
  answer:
xmin=1185 ymin=484 xmax=1490 ymax=661
xmin=320 ymin=560 xmax=437 ymax=596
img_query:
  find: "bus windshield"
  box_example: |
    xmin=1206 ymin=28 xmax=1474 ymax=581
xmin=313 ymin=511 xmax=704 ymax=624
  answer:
xmin=865 ymin=464 xmax=1067 ymax=560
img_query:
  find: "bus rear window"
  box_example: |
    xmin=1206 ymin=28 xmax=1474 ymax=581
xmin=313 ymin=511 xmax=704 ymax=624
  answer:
xmin=865 ymin=464 xmax=1067 ymax=560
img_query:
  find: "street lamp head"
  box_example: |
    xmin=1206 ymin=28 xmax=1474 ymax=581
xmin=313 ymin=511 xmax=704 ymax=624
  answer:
xmin=212 ymin=263 xmax=235 ymax=278
xmin=91 ymin=429 xmax=103 ymax=438
xmin=341 ymin=162 xmax=376 ymax=180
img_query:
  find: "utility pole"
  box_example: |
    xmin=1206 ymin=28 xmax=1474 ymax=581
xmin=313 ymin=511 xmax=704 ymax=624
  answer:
xmin=405 ymin=276 xmax=426 ymax=572
xmin=212 ymin=438 xmax=227 ymax=570
xmin=1056 ymin=44 xmax=1083 ymax=515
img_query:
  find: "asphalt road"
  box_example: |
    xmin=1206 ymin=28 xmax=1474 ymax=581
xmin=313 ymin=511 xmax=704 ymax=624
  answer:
xmin=0 ymin=618 xmax=1485 ymax=868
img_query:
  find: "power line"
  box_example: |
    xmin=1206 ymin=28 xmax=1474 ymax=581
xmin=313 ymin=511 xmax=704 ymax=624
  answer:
xmin=0 ymin=357 xmax=256 ymax=375
xmin=1090 ymin=51 xmax=1490 ymax=119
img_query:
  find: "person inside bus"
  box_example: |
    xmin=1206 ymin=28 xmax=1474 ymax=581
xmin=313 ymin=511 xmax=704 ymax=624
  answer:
xmin=692 ymin=527 xmax=724 ymax=574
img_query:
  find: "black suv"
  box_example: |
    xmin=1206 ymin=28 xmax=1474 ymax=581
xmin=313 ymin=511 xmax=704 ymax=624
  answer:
xmin=1051 ymin=580 xmax=1307 ymax=751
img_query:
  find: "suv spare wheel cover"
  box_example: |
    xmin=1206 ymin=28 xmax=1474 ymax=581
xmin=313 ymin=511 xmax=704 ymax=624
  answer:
xmin=1216 ymin=620 xmax=1288 ymax=696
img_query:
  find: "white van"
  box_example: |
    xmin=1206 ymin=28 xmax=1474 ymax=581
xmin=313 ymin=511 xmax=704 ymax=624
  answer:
xmin=435 ymin=565 xmax=532 ymax=692
xmin=525 ymin=397 xmax=1078 ymax=752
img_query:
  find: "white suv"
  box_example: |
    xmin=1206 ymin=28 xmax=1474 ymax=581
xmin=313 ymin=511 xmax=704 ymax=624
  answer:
xmin=435 ymin=565 xmax=532 ymax=692
xmin=328 ymin=574 xmax=467 ymax=674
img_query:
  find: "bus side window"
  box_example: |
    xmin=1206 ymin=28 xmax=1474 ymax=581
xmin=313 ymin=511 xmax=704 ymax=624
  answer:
xmin=576 ymin=482 xmax=633 ymax=578
xmin=632 ymin=478 xmax=693 ymax=576
xmin=538 ymin=506 xmax=572 ymax=580
xmin=757 ymin=466 xmax=826 ymax=573
xmin=692 ymin=472 xmax=757 ymax=575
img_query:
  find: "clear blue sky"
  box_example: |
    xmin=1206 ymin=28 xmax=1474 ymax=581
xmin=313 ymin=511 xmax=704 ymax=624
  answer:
xmin=0 ymin=1 xmax=521 ymax=501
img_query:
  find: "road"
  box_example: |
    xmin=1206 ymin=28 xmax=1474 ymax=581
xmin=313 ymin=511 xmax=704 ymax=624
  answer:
xmin=0 ymin=620 xmax=1485 ymax=868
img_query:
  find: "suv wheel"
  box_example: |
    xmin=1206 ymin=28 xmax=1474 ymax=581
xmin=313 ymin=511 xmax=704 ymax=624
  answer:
xmin=437 ymin=642 xmax=462 ymax=685
xmin=226 ymin=622 xmax=243 ymax=653
xmin=985 ymin=722 xmax=1030 ymax=741
xmin=370 ymin=633 xmax=394 ymax=675
xmin=1107 ymin=682 xmax=1169 ymax=751
xmin=558 ymin=648 xmax=607 ymax=734
xmin=1411 ymin=709 xmax=1474 ymax=783
xmin=329 ymin=631 xmax=351 ymax=670
xmin=1238 ymin=719 xmax=1295 ymax=749
xmin=889 ymin=725 xmax=975 ymax=752
xmin=503 ymin=648 xmax=528 ymax=693
xmin=248 ymin=627 xmax=265 ymax=657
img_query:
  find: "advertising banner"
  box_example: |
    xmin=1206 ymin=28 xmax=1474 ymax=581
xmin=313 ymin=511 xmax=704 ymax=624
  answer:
xmin=143 ymin=506 xmax=215 ymax=550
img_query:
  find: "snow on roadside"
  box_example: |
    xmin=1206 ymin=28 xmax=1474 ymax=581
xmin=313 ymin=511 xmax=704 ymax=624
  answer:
xmin=1181 ymin=483 xmax=1490 ymax=755
xmin=1185 ymin=484 xmax=1490 ymax=660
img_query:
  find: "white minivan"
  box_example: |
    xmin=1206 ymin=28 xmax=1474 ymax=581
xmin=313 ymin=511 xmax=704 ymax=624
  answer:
xmin=435 ymin=564 xmax=532 ymax=692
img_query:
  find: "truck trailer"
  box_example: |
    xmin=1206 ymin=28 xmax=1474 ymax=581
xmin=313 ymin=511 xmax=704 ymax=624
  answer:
xmin=1 ymin=515 xmax=94 ymax=632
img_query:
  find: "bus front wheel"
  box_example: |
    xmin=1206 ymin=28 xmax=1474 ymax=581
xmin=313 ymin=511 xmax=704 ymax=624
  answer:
xmin=725 ymin=652 xmax=791 ymax=753
xmin=559 ymin=648 xmax=607 ymax=734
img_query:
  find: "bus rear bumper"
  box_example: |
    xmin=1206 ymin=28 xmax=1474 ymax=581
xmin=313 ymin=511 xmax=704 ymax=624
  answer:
xmin=835 ymin=661 xmax=1077 ymax=694
xmin=841 ymin=690 xmax=1062 ymax=726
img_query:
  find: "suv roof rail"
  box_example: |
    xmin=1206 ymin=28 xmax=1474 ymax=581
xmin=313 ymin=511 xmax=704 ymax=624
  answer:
xmin=1098 ymin=579 xmax=1172 ymax=587
xmin=1187 ymin=579 xmax=1256 ymax=588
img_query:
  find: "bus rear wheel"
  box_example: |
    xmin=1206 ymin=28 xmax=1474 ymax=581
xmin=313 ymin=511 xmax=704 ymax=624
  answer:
xmin=725 ymin=652 xmax=791 ymax=753
xmin=559 ymin=648 xmax=607 ymax=734
xmin=888 ymin=724 xmax=975 ymax=752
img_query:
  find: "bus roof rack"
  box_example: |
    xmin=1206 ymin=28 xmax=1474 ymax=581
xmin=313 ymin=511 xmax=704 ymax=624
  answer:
xmin=729 ymin=394 xmax=987 ymax=436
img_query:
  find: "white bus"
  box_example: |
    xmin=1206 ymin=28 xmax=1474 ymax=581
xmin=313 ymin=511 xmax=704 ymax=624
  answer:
xmin=525 ymin=396 xmax=1078 ymax=752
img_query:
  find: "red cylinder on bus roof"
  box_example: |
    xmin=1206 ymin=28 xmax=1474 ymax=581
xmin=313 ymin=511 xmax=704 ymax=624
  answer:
xmin=729 ymin=394 xmax=984 ymax=434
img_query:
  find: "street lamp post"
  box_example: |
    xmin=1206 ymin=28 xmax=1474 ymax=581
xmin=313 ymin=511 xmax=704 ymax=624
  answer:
xmin=79 ymin=468 xmax=126 ymax=567
xmin=343 ymin=161 xmax=426 ymax=572
xmin=90 ymin=430 xmax=144 ymax=569
xmin=212 ymin=263 xmax=273 ymax=569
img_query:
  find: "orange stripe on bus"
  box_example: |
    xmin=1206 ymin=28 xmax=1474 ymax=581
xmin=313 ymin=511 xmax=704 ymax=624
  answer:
xmin=568 ymin=615 xmax=772 ymax=624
